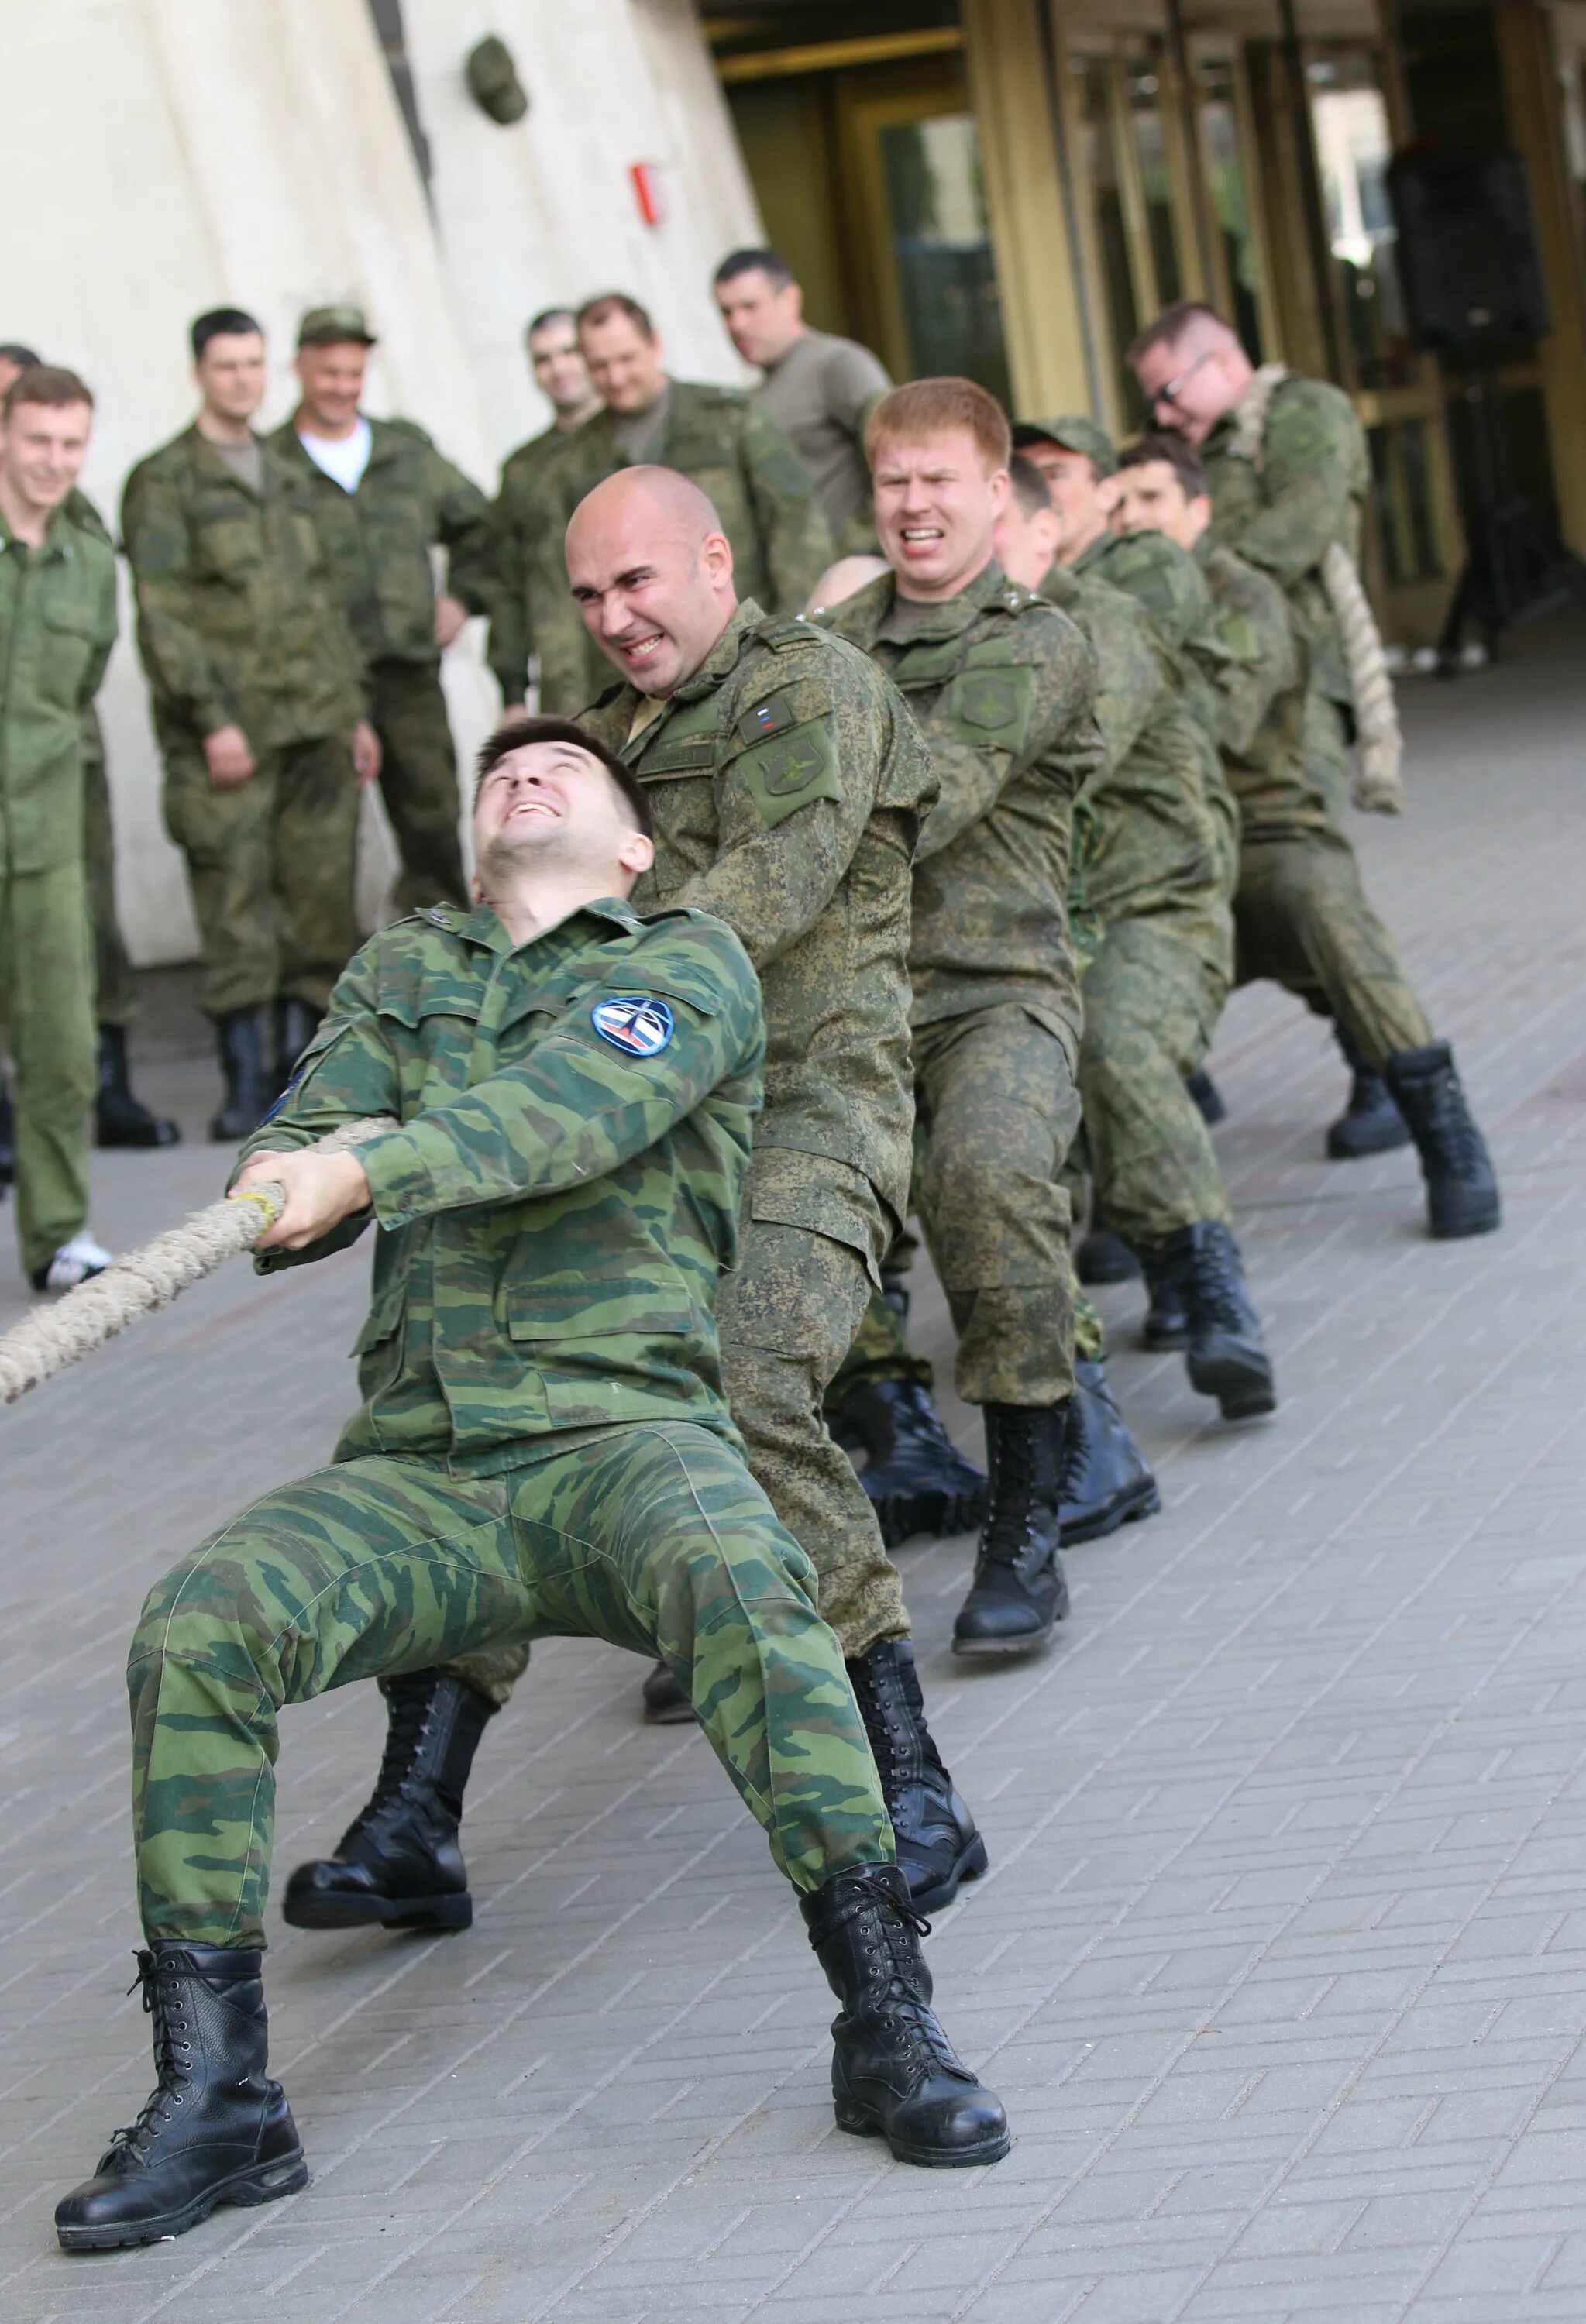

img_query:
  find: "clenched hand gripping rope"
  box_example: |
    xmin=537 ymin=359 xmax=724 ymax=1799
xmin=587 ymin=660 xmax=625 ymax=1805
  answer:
xmin=0 ymin=1117 xmax=396 ymax=1407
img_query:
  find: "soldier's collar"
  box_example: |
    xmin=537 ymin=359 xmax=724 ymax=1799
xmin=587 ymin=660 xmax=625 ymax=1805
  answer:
xmin=671 ymin=600 xmax=766 ymax=700
xmin=874 ymin=555 xmax=1007 ymax=643
xmin=438 ymin=895 xmax=647 ymax=954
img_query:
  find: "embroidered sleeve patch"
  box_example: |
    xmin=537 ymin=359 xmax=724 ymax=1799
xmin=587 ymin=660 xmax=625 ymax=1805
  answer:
xmin=734 ymin=715 xmax=842 ymax=828
xmin=591 ymin=995 xmax=674 ymax=1057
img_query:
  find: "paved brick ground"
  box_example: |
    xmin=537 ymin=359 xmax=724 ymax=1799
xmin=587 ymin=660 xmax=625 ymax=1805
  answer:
xmin=2 ymin=619 xmax=1584 ymax=2323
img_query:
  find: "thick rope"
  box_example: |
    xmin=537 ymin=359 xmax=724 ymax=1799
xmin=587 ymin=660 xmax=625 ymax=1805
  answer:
xmin=1226 ymin=363 xmax=1404 ymax=815
xmin=0 ymin=1117 xmax=396 ymax=1408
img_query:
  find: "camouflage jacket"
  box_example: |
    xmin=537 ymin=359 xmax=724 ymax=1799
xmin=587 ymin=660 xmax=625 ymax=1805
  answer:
xmin=1197 ymin=537 xmax=1330 ymax=841
xmin=270 ymin=416 xmax=491 ymax=669
xmin=580 ymin=599 xmax=933 ymax=1234
xmin=0 ymin=498 xmax=118 ymax=876
xmin=1068 ymin=528 xmax=1238 ymax=896
xmin=478 ymin=421 xmax=587 ymax=703
xmin=1043 ymin=565 xmax=1227 ymax=973
xmin=1201 ymin=372 xmax=1368 ymax=710
xmin=826 ymin=559 xmax=1100 ymax=1060
xmin=237 ymin=898 xmax=763 ymax=1472
xmin=121 ymin=425 xmax=363 ymax=751
xmin=531 ymin=380 xmax=835 ymax=714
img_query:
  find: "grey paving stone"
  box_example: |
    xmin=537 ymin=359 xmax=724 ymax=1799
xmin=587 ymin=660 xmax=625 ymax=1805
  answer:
xmin=2 ymin=618 xmax=1585 ymax=2322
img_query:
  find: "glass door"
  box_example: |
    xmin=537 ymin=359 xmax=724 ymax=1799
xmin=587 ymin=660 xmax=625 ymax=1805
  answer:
xmin=838 ymin=60 xmax=1013 ymax=411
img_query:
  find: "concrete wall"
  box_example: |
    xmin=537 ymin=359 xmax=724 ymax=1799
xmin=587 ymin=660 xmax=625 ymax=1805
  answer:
xmin=0 ymin=0 xmax=759 ymax=966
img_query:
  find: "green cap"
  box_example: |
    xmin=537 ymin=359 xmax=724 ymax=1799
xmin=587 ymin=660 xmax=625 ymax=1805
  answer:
xmin=1013 ymin=414 xmax=1117 ymax=476
xmin=298 ymin=304 xmax=377 ymax=349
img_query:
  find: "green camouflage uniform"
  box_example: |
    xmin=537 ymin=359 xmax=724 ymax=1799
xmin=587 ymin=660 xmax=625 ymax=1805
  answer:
xmin=478 ymin=421 xmax=587 ymax=707
xmin=131 ymin=897 xmax=892 ymax=1949
xmin=0 ymin=496 xmax=117 ymax=1274
xmin=1068 ymin=527 xmax=1239 ymax=909
xmin=1046 ymin=560 xmax=1233 ymax=1251
xmin=1202 ymin=373 xmax=1370 ymax=829
xmin=447 ymin=603 xmax=932 ymax=1718
xmin=121 ymin=426 xmax=365 ymax=1018
xmin=272 ymin=417 xmax=491 ymax=912
xmin=825 ymin=560 xmax=1101 ymax=1410
xmin=59 ymin=488 xmax=139 ymax=1026
xmin=1199 ymin=535 xmax=1430 ymax=1067
xmin=527 ymin=382 xmax=834 ymax=713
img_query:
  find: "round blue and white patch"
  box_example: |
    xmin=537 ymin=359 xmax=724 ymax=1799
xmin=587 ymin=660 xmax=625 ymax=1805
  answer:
xmin=591 ymin=995 xmax=674 ymax=1057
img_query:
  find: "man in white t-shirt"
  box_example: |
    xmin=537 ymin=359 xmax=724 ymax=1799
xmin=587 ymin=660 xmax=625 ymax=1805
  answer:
xmin=714 ymin=248 xmax=890 ymax=547
xmin=270 ymin=306 xmax=493 ymax=916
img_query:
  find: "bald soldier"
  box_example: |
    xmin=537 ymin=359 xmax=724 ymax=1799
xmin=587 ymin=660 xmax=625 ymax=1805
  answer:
xmin=284 ymin=466 xmax=993 ymax=1930
xmin=1128 ymin=304 xmax=1498 ymax=1241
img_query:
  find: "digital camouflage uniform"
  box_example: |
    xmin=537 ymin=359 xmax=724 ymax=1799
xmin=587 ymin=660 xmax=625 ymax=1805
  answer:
xmin=1045 ymin=560 xmax=1234 ymax=1252
xmin=272 ymin=418 xmax=492 ymax=912
xmin=1199 ymin=535 xmax=1431 ymax=1067
xmin=825 ymin=560 xmax=1102 ymax=1411
xmin=479 ymin=421 xmax=590 ymax=709
xmin=1201 ymin=373 xmax=1370 ymax=830
xmin=1068 ymin=526 xmax=1239 ymax=913
xmin=0 ymin=493 xmax=117 ymax=1275
xmin=131 ymin=898 xmax=893 ymax=1949
xmin=527 ymin=383 xmax=834 ymax=713
xmin=121 ymin=427 xmax=365 ymax=1018
xmin=445 ymin=602 xmax=933 ymax=1724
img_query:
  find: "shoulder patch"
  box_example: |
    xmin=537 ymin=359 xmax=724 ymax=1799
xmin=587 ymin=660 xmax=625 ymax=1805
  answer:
xmin=591 ymin=995 xmax=674 ymax=1057
xmin=736 ymin=693 xmax=796 ymax=747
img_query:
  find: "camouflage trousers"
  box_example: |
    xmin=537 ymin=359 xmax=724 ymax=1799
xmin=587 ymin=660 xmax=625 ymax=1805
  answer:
xmin=447 ymin=1150 xmax=910 ymax=1717
xmin=161 ymin=729 xmax=362 ymax=1018
xmin=912 ymin=1005 xmax=1081 ymax=1408
xmin=370 ymin=658 xmax=469 ymax=914
xmin=1079 ymin=918 xmax=1230 ymax=1251
xmin=0 ymin=863 xmax=94 ymax=1277
xmin=1236 ymin=830 xmax=1432 ymax=1071
xmin=128 ymin=1422 xmax=893 ymax=1948
xmin=83 ymin=710 xmax=138 ymax=1029
xmin=828 ymin=1270 xmax=1106 ymax=1418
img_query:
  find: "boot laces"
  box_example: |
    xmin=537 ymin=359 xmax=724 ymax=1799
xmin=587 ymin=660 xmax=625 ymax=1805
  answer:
xmin=850 ymin=1660 xmax=913 ymax=1813
xmin=983 ymin=1422 xmax=1042 ymax=1563
xmin=867 ymin=1900 xmax=965 ymax=2075
xmin=341 ymin=1683 xmax=452 ymax=1853
xmin=1192 ymin=1231 xmax=1247 ymax=1330
xmin=105 ymin=1952 xmax=194 ymax=2157
xmin=1423 ymin=1074 xmax=1486 ymax=1173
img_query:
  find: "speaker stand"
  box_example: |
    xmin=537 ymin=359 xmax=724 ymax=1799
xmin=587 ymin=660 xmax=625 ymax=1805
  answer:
xmin=1436 ymin=354 xmax=1586 ymax=676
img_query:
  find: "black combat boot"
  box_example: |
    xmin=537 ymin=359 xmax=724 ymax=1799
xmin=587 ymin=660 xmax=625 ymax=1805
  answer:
xmin=846 ymin=1639 xmax=986 ymax=1910
xmin=1185 ymin=1067 xmax=1227 ymax=1126
xmin=829 ymin=1377 xmax=989 ymax=1549
xmin=1060 ymin=1358 xmax=1161 ymax=1543
xmin=1075 ymin=1226 xmax=1140 ymax=1284
xmin=54 ymin=1943 xmax=306 ymax=2250
xmin=640 ymin=1660 xmax=694 ymax=1723
xmin=952 ymin=1403 xmax=1070 ymax=1658
xmin=95 ymin=1025 xmax=181 ymax=1150
xmin=274 ymin=997 xmax=323 ymax=1094
xmin=1385 ymin=1040 xmax=1501 ymax=1239
xmin=1140 ymin=1250 xmax=1191 ymax=1352
xmin=0 ymin=1076 xmax=12 ymax=1190
xmin=800 ymin=1864 xmax=1010 ymax=2167
xmin=1144 ymin=1222 xmax=1276 ymax=1420
xmin=210 ymin=1008 xmax=274 ymax=1143
xmin=1326 ymin=1024 xmax=1409 ymax=1159
xmin=282 ymin=1671 xmax=491 ymax=1933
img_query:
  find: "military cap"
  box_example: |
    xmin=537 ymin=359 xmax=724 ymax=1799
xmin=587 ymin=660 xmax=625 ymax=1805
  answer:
xmin=298 ymin=304 xmax=377 ymax=349
xmin=1013 ymin=414 xmax=1117 ymax=476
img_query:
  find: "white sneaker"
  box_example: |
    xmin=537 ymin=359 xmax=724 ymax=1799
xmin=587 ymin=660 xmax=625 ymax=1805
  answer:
xmin=32 ymin=1230 xmax=114 ymax=1293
